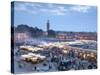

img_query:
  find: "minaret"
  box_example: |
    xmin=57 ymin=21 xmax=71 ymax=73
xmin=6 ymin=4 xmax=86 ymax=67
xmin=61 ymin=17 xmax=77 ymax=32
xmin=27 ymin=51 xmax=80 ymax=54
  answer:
xmin=47 ymin=20 xmax=50 ymax=32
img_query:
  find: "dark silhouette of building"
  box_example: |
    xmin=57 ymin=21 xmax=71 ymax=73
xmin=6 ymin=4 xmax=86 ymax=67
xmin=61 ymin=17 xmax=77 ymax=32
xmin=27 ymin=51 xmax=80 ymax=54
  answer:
xmin=47 ymin=20 xmax=50 ymax=32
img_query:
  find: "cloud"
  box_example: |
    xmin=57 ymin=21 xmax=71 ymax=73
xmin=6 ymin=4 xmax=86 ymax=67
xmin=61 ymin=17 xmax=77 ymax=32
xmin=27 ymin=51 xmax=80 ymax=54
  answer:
xmin=69 ymin=5 xmax=91 ymax=13
xmin=14 ymin=2 xmax=92 ymax=15
xmin=14 ymin=2 xmax=44 ymax=14
xmin=14 ymin=2 xmax=68 ymax=16
xmin=51 ymin=7 xmax=68 ymax=15
xmin=15 ymin=4 xmax=27 ymax=11
xmin=40 ymin=6 xmax=68 ymax=15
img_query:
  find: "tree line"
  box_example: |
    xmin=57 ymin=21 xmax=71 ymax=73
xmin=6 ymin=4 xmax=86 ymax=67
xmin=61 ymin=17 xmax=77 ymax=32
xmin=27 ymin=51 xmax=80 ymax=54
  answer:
xmin=14 ymin=24 xmax=56 ymax=37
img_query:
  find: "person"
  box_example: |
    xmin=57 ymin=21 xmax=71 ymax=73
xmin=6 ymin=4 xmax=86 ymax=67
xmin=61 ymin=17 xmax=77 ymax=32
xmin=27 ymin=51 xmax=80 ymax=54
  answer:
xmin=49 ymin=65 xmax=52 ymax=69
xmin=34 ymin=66 xmax=37 ymax=71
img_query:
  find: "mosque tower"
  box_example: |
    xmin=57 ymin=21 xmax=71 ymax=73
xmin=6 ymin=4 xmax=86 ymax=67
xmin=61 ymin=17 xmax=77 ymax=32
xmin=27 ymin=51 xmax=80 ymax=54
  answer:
xmin=47 ymin=20 xmax=50 ymax=32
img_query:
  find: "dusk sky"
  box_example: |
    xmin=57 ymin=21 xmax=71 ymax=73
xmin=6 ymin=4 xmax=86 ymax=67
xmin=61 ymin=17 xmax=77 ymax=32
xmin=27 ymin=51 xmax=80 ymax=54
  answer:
xmin=13 ymin=1 xmax=97 ymax=32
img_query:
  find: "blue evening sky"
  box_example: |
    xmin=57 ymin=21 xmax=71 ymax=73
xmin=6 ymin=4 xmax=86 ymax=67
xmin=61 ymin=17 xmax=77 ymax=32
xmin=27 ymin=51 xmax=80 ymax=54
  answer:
xmin=13 ymin=1 xmax=97 ymax=32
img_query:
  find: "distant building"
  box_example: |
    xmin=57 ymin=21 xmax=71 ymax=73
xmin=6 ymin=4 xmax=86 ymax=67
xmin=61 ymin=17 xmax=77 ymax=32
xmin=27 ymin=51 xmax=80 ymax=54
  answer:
xmin=56 ymin=32 xmax=75 ymax=40
xmin=14 ymin=32 xmax=30 ymax=43
xmin=56 ymin=33 xmax=66 ymax=40
xmin=56 ymin=32 xmax=97 ymax=41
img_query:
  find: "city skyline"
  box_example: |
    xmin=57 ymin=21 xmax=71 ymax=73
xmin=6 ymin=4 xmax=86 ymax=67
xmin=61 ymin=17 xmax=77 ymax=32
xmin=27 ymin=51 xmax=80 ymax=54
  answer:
xmin=13 ymin=1 xmax=97 ymax=32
